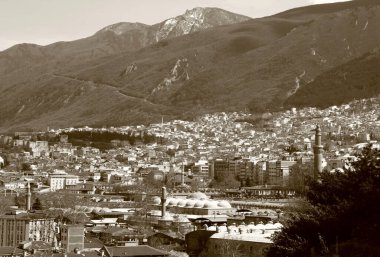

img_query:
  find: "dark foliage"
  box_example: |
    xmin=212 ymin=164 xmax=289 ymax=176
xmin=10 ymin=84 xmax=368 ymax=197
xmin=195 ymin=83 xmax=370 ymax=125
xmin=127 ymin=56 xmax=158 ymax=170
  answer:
xmin=267 ymin=145 xmax=380 ymax=257
xmin=32 ymin=197 xmax=44 ymax=210
xmin=210 ymin=172 xmax=241 ymax=189
xmin=62 ymin=131 xmax=156 ymax=151
xmin=288 ymin=163 xmax=314 ymax=196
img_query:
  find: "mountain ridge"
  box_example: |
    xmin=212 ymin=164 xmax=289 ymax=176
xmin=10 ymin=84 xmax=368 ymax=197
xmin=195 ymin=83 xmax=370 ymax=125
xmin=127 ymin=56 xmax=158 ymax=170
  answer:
xmin=1 ymin=2 xmax=380 ymax=131
xmin=0 ymin=7 xmax=250 ymax=89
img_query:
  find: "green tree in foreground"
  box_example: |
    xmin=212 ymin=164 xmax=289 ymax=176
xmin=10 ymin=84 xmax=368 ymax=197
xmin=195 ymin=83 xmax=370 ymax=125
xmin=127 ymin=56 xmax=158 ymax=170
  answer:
xmin=267 ymin=145 xmax=380 ymax=257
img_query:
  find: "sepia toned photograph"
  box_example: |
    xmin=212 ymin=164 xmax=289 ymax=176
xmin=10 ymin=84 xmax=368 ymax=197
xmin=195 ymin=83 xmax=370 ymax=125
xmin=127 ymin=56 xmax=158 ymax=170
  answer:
xmin=0 ymin=0 xmax=379 ymax=256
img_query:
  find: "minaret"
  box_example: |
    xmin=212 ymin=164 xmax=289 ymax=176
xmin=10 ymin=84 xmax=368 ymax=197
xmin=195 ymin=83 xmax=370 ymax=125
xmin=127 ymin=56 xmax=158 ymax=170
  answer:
xmin=26 ymin=182 xmax=32 ymax=211
xmin=161 ymin=187 xmax=167 ymax=218
xmin=313 ymin=125 xmax=323 ymax=178
xmin=181 ymin=163 xmax=185 ymax=185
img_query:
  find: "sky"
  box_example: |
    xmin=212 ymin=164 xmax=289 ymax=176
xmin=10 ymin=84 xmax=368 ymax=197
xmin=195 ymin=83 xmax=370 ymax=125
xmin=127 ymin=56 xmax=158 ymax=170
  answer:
xmin=0 ymin=0 xmax=350 ymax=51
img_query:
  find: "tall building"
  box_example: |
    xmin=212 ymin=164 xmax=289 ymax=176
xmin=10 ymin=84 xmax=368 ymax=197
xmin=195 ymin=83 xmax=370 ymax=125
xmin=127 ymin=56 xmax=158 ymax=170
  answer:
xmin=313 ymin=125 xmax=323 ymax=178
xmin=60 ymin=225 xmax=84 ymax=253
xmin=212 ymin=159 xmax=229 ymax=180
xmin=276 ymin=159 xmax=297 ymax=186
xmin=212 ymin=158 xmax=247 ymax=181
xmin=28 ymin=141 xmax=49 ymax=157
xmin=267 ymin=161 xmax=278 ymax=185
xmin=255 ymin=161 xmax=268 ymax=185
xmin=0 ymin=212 xmax=57 ymax=247
xmin=238 ymin=160 xmax=255 ymax=183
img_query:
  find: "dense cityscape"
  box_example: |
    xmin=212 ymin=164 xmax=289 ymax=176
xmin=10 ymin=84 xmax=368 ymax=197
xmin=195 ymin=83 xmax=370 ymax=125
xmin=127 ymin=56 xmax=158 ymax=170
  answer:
xmin=0 ymin=97 xmax=379 ymax=256
xmin=1 ymin=0 xmax=380 ymax=256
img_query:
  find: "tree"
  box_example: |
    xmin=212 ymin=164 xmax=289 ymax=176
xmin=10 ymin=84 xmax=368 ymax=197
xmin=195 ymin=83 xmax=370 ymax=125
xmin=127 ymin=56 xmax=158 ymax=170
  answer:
xmin=40 ymin=191 xmax=92 ymax=209
xmin=267 ymin=145 xmax=380 ymax=257
xmin=0 ymin=194 xmax=16 ymax=214
xmin=32 ymin=197 xmax=44 ymax=210
xmin=288 ymin=163 xmax=313 ymax=196
xmin=21 ymin=163 xmax=32 ymax=171
xmin=245 ymin=177 xmax=252 ymax=187
xmin=210 ymin=172 xmax=240 ymax=189
xmin=44 ymin=208 xmax=89 ymax=224
xmin=144 ymin=170 xmax=165 ymax=193
xmin=199 ymin=239 xmax=245 ymax=257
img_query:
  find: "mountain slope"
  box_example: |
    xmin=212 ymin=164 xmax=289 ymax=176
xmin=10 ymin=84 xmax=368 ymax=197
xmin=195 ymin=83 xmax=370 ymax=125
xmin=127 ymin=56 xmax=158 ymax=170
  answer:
xmin=0 ymin=7 xmax=249 ymax=79
xmin=69 ymin=1 xmax=380 ymax=111
xmin=285 ymin=50 xmax=380 ymax=108
xmin=1 ymin=1 xmax=380 ymax=131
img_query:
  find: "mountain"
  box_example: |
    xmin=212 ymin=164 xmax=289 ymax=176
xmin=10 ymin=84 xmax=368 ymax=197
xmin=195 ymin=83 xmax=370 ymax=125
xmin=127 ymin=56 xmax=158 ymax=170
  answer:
xmin=285 ymin=49 xmax=380 ymax=108
xmin=1 ymin=1 xmax=380 ymax=131
xmin=0 ymin=7 xmax=249 ymax=78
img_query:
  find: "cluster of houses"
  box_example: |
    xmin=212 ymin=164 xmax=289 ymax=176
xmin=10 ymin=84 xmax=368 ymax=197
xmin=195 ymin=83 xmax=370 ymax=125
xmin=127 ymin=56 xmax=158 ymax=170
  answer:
xmin=0 ymin=97 xmax=379 ymax=256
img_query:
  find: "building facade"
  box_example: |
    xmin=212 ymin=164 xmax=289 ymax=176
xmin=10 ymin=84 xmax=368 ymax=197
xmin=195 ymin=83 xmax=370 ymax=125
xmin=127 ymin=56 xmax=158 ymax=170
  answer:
xmin=0 ymin=212 xmax=57 ymax=247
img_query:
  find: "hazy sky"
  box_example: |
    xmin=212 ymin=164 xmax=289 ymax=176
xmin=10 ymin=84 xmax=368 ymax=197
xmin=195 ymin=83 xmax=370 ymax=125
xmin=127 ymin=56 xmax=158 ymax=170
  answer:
xmin=0 ymin=0 xmax=350 ymax=51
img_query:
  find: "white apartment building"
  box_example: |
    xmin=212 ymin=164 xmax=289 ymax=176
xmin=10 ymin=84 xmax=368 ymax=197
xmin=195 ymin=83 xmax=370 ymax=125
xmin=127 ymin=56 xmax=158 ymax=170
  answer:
xmin=49 ymin=174 xmax=79 ymax=191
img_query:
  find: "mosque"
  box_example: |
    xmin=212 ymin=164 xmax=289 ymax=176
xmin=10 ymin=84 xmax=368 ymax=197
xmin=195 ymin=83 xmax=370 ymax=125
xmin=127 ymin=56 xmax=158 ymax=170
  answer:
xmin=151 ymin=189 xmax=236 ymax=216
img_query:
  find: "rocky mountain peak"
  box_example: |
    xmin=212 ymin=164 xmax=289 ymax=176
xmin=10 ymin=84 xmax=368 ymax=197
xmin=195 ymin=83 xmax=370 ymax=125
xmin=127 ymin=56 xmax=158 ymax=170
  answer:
xmin=183 ymin=7 xmax=208 ymax=19
xmin=155 ymin=7 xmax=250 ymax=42
xmin=96 ymin=22 xmax=149 ymax=35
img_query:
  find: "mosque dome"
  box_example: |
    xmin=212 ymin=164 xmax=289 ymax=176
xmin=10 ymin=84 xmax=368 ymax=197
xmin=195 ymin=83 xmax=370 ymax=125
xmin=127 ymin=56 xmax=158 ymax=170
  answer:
xmin=238 ymin=223 xmax=248 ymax=233
xmin=152 ymin=196 xmax=161 ymax=205
xmin=264 ymin=221 xmax=277 ymax=230
xmin=177 ymin=199 xmax=188 ymax=207
xmin=255 ymin=222 xmax=266 ymax=230
xmin=187 ymin=192 xmax=208 ymax=200
xmin=185 ymin=199 xmax=196 ymax=208
xmin=164 ymin=198 xmax=172 ymax=205
xmin=208 ymin=225 xmax=217 ymax=231
xmin=217 ymin=200 xmax=231 ymax=208
xmin=274 ymin=222 xmax=284 ymax=229
xmin=204 ymin=200 xmax=219 ymax=209
xmin=227 ymin=224 xmax=239 ymax=234
xmin=218 ymin=224 xmax=228 ymax=233
xmin=168 ymin=198 xmax=180 ymax=206
xmin=194 ymin=200 xmax=206 ymax=208
xmin=174 ymin=216 xmax=190 ymax=223
xmin=160 ymin=213 xmax=174 ymax=221
xmin=247 ymin=222 xmax=256 ymax=230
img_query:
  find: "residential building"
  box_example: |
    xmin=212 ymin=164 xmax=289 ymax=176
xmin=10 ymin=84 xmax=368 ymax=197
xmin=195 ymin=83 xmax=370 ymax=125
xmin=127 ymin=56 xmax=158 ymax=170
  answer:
xmin=60 ymin=225 xmax=84 ymax=253
xmin=0 ymin=212 xmax=57 ymax=247
xmin=49 ymin=173 xmax=79 ymax=191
